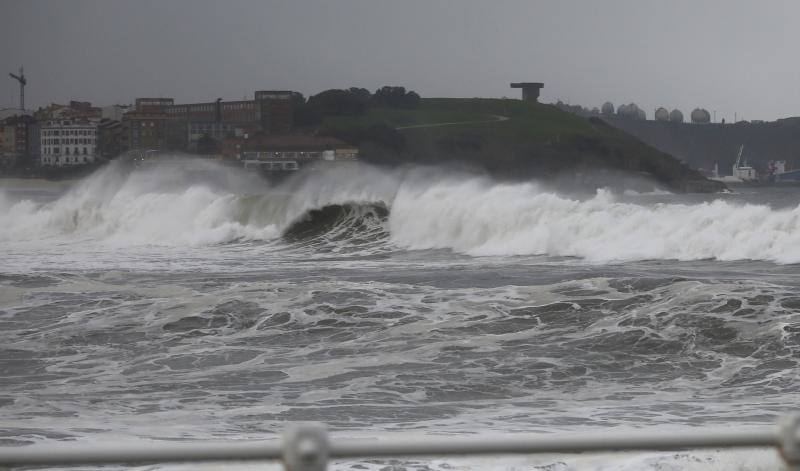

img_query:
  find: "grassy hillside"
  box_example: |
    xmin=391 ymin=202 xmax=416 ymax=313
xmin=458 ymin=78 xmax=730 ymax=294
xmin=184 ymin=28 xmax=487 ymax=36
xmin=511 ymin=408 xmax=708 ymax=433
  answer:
xmin=321 ymin=98 xmax=724 ymax=192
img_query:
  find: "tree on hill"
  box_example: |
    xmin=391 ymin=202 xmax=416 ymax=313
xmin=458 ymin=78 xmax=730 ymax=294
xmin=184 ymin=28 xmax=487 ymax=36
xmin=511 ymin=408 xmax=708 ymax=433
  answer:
xmin=307 ymin=89 xmax=369 ymax=116
xmin=348 ymin=87 xmax=371 ymax=103
xmin=294 ymin=88 xmax=372 ymax=127
xmin=370 ymin=86 xmax=420 ymax=108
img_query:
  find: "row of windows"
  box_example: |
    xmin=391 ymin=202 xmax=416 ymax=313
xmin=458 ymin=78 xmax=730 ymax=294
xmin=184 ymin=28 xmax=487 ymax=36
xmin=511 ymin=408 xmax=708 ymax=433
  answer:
xmin=41 ymin=156 xmax=93 ymax=165
xmin=42 ymin=128 xmax=96 ymax=136
xmin=244 ymin=151 xmax=322 ymax=160
xmin=42 ymin=146 xmax=94 ymax=155
xmin=190 ymin=124 xmax=235 ymax=131
xmin=165 ymin=102 xmax=255 ymax=114
xmin=221 ymin=103 xmax=253 ymax=110
xmin=42 ymin=138 xmax=95 ymax=145
xmin=133 ymin=129 xmax=161 ymax=137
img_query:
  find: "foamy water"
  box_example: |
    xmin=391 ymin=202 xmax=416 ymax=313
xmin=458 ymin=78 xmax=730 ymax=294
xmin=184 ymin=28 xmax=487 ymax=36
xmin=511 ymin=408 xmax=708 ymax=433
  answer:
xmin=1 ymin=161 xmax=798 ymax=470
xmin=4 ymin=161 xmax=800 ymax=264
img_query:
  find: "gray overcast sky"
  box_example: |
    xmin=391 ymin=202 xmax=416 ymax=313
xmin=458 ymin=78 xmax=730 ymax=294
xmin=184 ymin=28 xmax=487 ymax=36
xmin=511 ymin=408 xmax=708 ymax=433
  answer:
xmin=1 ymin=0 xmax=797 ymax=121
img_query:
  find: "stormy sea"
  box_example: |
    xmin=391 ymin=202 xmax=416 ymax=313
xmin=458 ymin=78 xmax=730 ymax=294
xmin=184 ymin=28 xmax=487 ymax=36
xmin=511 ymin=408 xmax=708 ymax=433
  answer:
xmin=2 ymin=160 xmax=799 ymax=470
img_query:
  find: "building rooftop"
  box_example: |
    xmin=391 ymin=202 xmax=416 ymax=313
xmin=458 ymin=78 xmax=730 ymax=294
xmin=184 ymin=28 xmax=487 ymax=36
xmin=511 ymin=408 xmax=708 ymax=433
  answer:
xmin=238 ymin=135 xmax=352 ymax=151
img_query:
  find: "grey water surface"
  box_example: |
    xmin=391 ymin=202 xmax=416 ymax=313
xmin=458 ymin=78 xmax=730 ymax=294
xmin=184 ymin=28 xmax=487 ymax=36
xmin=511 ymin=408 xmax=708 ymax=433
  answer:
xmin=1 ymin=166 xmax=797 ymax=470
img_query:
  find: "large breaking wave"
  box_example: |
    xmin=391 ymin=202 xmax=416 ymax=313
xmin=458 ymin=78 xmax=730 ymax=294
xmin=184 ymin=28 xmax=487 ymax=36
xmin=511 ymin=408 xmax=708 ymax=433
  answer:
xmin=3 ymin=159 xmax=800 ymax=263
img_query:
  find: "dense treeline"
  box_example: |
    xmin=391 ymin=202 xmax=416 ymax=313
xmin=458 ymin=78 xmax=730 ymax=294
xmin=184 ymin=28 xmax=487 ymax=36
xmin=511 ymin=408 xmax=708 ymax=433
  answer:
xmin=293 ymin=86 xmax=420 ymax=127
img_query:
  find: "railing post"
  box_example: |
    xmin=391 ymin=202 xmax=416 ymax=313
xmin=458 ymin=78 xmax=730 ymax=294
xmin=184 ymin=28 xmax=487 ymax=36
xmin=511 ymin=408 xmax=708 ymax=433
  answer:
xmin=780 ymin=415 xmax=800 ymax=470
xmin=282 ymin=423 xmax=329 ymax=471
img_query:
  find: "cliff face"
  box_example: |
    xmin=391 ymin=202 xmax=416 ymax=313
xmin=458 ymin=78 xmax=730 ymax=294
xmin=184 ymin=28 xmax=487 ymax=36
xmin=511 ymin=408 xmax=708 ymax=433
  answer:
xmin=323 ymin=99 xmax=725 ymax=193
xmin=604 ymin=117 xmax=800 ymax=175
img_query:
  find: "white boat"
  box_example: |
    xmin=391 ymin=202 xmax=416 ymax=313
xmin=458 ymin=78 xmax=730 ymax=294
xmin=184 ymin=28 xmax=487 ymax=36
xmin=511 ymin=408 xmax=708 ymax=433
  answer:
xmin=711 ymin=145 xmax=757 ymax=183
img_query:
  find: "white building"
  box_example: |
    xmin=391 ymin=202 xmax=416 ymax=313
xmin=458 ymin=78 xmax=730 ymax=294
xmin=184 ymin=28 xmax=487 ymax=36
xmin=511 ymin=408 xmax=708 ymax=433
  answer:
xmin=40 ymin=119 xmax=99 ymax=167
xmin=101 ymin=104 xmax=130 ymax=121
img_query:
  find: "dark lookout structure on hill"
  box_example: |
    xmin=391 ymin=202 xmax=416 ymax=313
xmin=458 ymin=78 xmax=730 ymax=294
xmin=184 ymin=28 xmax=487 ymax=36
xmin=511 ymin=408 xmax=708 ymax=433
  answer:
xmin=510 ymin=82 xmax=544 ymax=102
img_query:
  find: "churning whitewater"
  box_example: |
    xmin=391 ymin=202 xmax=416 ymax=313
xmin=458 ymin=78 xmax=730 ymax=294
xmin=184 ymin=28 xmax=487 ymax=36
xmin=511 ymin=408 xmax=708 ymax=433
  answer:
xmin=3 ymin=160 xmax=800 ymax=263
xmin=2 ymin=160 xmax=799 ymax=470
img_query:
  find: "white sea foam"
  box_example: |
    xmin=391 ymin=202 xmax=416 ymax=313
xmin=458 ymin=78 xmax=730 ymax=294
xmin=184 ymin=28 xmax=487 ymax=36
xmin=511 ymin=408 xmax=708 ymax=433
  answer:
xmin=0 ymin=161 xmax=401 ymax=248
xmin=621 ymin=188 xmax=672 ymax=196
xmin=387 ymin=178 xmax=800 ymax=263
xmin=4 ymin=161 xmax=800 ymax=263
xmin=127 ymin=448 xmax=783 ymax=471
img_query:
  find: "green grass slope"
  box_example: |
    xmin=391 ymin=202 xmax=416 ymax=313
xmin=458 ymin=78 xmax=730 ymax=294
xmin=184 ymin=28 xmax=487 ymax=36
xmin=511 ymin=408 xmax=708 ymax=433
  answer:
xmin=321 ymin=98 xmax=724 ymax=192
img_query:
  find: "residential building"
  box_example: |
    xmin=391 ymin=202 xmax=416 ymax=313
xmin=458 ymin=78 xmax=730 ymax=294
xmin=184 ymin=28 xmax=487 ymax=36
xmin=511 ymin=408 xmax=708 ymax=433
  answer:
xmin=40 ymin=119 xmax=99 ymax=167
xmin=101 ymin=105 xmax=131 ymax=122
xmin=35 ymin=101 xmax=102 ymax=121
xmin=0 ymin=125 xmax=17 ymax=169
xmin=0 ymin=115 xmax=37 ymax=167
xmin=224 ymin=135 xmax=359 ymax=172
xmin=0 ymin=124 xmax=17 ymax=154
xmin=97 ymin=119 xmax=126 ymax=159
xmin=123 ymin=91 xmax=297 ymax=152
xmin=255 ymin=90 xmax=293 ymax=134
xmin=28 ymin=121 xmax=41 ymax=163
xmin=3 ymin=115 xmax=36 ymax=156
xmin=119 ymin=98 xmax=171 ymax=151
xmin=134 ymin=98 xmax=174 ymax=113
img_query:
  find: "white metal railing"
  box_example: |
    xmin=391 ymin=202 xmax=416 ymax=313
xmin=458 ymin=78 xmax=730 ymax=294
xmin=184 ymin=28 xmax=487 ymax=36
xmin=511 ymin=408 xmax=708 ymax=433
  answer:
xmin=1 ymin=416 xmax=799 ymax=470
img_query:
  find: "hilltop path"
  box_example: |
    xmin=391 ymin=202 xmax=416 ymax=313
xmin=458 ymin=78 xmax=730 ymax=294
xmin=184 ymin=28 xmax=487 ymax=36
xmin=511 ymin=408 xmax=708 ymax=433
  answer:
xmin=395 ymin=114 xmax=508 ymax=130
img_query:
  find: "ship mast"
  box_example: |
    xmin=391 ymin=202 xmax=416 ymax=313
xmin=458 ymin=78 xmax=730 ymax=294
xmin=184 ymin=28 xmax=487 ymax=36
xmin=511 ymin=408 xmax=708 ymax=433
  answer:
xmin=734 ymin=144 xmax=744 ymax=170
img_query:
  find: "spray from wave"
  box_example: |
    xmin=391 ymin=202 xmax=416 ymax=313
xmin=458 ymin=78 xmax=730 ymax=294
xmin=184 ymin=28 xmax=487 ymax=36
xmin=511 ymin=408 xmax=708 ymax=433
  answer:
xmin=0 ymin=160 xmax=398 ymax=247
xmin=3 ymin=159 xmax=800 ymax=263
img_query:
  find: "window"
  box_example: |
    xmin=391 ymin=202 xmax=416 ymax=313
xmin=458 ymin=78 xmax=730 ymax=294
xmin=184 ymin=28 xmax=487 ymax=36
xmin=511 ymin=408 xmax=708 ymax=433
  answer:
xmin=65 ymin=148 xmax=70 ymax=155
xmin=83 ymin=148 xmax=87 ymax=155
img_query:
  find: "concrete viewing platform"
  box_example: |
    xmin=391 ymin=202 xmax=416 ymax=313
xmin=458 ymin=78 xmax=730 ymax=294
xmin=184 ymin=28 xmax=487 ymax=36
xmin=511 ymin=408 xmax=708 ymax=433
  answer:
xmin=510 ymin=82 xmax=544 ymax=102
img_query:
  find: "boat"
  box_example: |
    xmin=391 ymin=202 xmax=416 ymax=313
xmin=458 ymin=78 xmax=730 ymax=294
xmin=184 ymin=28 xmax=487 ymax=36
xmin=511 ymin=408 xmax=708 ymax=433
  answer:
xmin=710 ymin=145 xmax=758 ymax=183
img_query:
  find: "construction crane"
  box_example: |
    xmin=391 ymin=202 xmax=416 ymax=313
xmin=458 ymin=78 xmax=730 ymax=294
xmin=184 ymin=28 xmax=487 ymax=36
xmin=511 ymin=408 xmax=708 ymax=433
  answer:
xmin=8 ymin=66 xmax=26 ymax=111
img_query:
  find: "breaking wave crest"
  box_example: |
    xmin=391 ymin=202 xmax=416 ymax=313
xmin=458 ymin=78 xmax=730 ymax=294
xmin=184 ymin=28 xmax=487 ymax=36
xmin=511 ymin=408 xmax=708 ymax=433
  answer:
xmin=0 ymin=161 xmax=396 ymax=248
xmin=4 ymin=159 xmax=800 ymax=263
xmin=283 ymin=203 xmax=388 ymax=242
